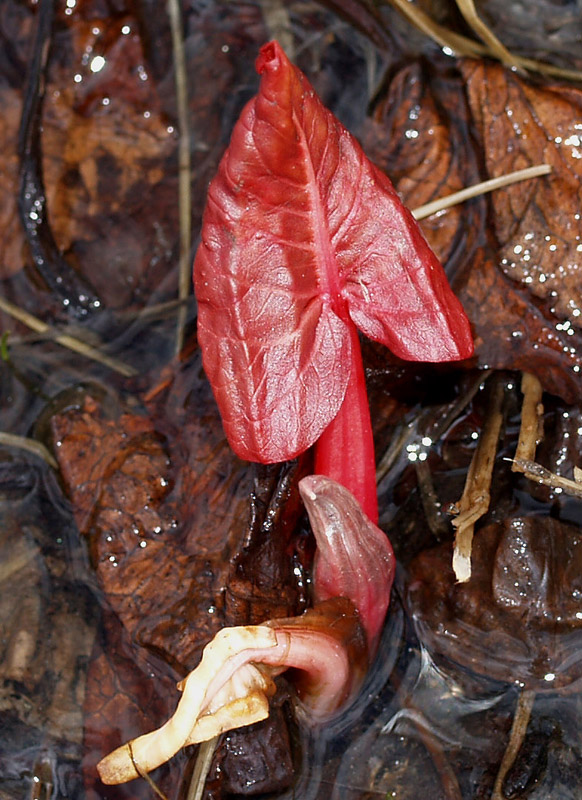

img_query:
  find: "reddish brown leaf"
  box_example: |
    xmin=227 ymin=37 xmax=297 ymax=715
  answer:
xmin=51 ymin=387 xmax=251 ymax=669
xmin=363 ymin=60 xmax=582 ymax=402
xmin=462 ymin=60 xmax=582 ymax=324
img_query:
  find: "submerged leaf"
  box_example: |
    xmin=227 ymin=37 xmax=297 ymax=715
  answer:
xmin=194 ymin=41 xmax=473 ymax=464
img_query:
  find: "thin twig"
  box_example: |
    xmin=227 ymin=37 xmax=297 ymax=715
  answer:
xmin=167 ymin=0 xmax=192 ymax=356
xmin=375 ymin=372 xmax=491 ymax=487
xmin=0 ymin=295 xmax=137 ymax=377
xmin=512 ymin=459 xmax=582 ymax=499
xmin=117 ymin=297 xmax=190 ymax=322
xmin=415 ymin=458 xmax=449 ymax=540
xmin=388 ymin=0 xmax=486 ymax=58
xmin=425 ymin=370 xmax=493 ymax=444
xmin=259 ymin=0 xmax=294 ymax=59
xmin=412 ymin=165 xmax=552 ymax=220
xmin=128 ymin=742 xmax=170 ymax=800
xmin=187 ymin=736 xmax=220 ymax=800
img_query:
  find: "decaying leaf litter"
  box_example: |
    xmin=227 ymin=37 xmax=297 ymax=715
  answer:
xmin=1 ymin=0 xmax=582 ymax=798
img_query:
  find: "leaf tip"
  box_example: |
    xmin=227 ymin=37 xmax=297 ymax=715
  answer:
xmin=256 ymin=40 xmax=283 ymax=75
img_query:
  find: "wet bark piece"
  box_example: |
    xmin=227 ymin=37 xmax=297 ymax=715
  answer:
xmin=408 ymin=516 xmax=582 ymax=690
xmin=364 ymin=59 xmax=582 ymax=402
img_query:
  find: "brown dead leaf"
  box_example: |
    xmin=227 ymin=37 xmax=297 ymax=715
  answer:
xmin=41 ymin=20 xmax=178 ymax=310
xmin=363 ymin=59 xmax=582 ymax=402
xmin=52 ymin=351 xmax=305 ymax=796
xmin=51 ymin=384 xmax=251 ymax=669
xmin=462 ymin=60 xmax=582 ymax=325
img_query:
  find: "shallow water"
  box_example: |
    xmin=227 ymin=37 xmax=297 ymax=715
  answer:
xmin=1 ymin=1 xmax=582 ymax=798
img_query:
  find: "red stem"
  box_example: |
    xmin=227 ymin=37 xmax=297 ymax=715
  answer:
xmin=314 ymin=323 xmax=378 ymax=524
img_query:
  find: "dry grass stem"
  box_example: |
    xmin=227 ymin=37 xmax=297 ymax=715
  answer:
xmin=491 ymin=690 xmax=536 ymax=800
xmin=167 ymin=0 xmax=192 ymax=356
xmin=452 ymin=379 xmax=505 ymax=582
xmin=412 ymin=165 xmax=552 ymax=221
xmin=187 ymin=736 xmax=220 ymax=800
xmin=455 ymin=0 xmax=516 ymax=66
xmin=389 ymin=0 xmax=486 ymax=57
xmin=129 ymin=742 xmax=170 ymax=800
xmin=375 ymin=422 xmax=412 ymax=483
xmin=388 ymin=0 xmax=582 ymax=82
xmin=0 ymin=295 xmax=137 ymax=376
xmin=118 ymin=297 xmax=190 ymax=322
xmin=512 ymin=373 xmax=544 ymax=467
xmin=0 ymin=431 xmax=58 ymax=469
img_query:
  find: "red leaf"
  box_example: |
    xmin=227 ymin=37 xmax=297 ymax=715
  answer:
xmin=194 ymin=41 xmax=473 ymax=463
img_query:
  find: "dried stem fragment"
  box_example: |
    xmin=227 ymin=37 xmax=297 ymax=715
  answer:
xmin=412 ymin=166 xmax=551 ymax=221
xmin=491 ymin=690 xmax=536 ymax=800
xmin=259 ymin=0 xmax=294 ymax=59
xmin=509 ymin=374 xmax=582 ymax=497
xmin=451 ymin=378 xmax=505 ymax=582
xmin=513 ymin=459 xmax=582 ymax=499
xmin=388 ymin=0 xmax=486 ymax=57
xmin=415 ymin=458 xmax=449 ymax=540
xmin=512 ymin=373 xmax=544 ymax=468
xmin=454 ymin=0 xmax=516 ymax=67
xmin=186 ymin=736 xmax=219 ymax=800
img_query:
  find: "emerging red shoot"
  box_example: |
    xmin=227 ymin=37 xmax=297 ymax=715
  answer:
xmin=299 ymin=474 xmax=395 ymax=653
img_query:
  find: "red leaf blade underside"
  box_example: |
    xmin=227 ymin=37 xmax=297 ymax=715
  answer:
xmin=194 ymin=41 xmax=473 ymax=463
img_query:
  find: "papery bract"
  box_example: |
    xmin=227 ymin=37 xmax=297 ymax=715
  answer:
xmin=194 ymin=40 xmax=473 ymax=464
